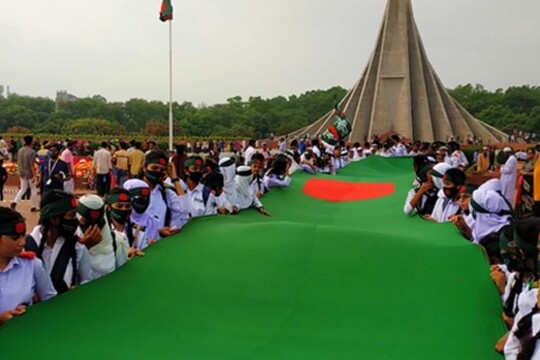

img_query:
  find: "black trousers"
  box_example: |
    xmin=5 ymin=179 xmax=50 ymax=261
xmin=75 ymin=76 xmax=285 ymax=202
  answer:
xmin=96 ymin=174 xmax=111 ymax=197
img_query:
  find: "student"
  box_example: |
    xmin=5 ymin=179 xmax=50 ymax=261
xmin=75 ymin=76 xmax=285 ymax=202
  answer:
xmin=25 ymin=190 xmax=93 ymax=294
xmin=41 ymin=143 xmax=71 ymax=195
xmin=105 ymin=189 xmax=145 ymax=258
xmin=219 ymin=157 xmax=240 ymax=213
xmin=235 ymin=166 xmax=271 ymax=216
xmin=76 ymin=194 xmax=129 ymax=278
xmin=249 ymin=156 xmax=267 ymax=198
xmin=500 ymin=147 xmax=518 ymax=206
xmin=184 ymin=155 xmax=218 ymax=217
xmin=144 ymin=151 xmax=189 ymax=229
xmin=403 ymin=156 xmax=437 ymax=216
xmin=0 ymin=207 xmax=57 ymax=325
xmin=264 ymin=156 xmax=291 ymax=189
xmin=497 ymin=218 xmax=540 ymax=359
xmin=202 ymin=171 xmax=231 ymax=215
xmin=425 ymin=168 xmax=466 ymax=223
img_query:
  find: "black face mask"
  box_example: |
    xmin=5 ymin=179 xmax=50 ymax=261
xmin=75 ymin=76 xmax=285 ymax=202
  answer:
xmin=79 ymin=218 xmax=106 ymax=233
xmin=60 ymin=219 xmax=79 ymax=238
xmin=132 ymin=197 xmax=150 ymax=214
xmin=502 ymin=250 xmax=526 ymax=273
xmin=188 ymin=171 xmax=203 ymax=184
xmin=145 ymin=170 xmax=163 ymax=186
xmin=111 ymin=209 xmax=131 ymax=224
xmin=443 ymin=186 xmax=459 ymax=199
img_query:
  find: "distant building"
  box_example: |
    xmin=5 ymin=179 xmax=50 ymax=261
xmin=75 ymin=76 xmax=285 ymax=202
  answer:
xmin=56 ymin=90 xmax=78 ymax=107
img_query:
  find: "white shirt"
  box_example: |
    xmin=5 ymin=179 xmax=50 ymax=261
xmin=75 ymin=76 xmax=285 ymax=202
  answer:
xmin=147 ymin=184 xmax=190 ymax=229
xmin=244 ymin=146 xmax=256 ymax=166
xmin=28 ymin=225 xmax=94 ymax=287
xmin=430 ymin=191 xmax=461 ymax=223
xmin=186 ymin=183 xmax=215 ymax=217
xmin=0 ymin=256 xmax=57 ymax=313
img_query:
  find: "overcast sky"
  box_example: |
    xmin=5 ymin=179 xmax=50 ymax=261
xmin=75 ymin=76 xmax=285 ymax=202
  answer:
xmin=1 ymin=0 xmax=539 ymax=105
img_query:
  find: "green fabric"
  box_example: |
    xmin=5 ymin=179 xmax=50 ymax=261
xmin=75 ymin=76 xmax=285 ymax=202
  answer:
xmin=0 ymin=157 xmax=505 ymax=359
xmin=159 ymin=0 xmax=173 ymax=22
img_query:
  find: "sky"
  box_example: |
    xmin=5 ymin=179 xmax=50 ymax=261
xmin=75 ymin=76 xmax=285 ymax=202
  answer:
xmin=1 ymin=0 xmax=539 ymax=105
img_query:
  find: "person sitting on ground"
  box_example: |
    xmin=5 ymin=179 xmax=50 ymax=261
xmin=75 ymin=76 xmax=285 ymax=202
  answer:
xmin=0 ymin=207 xmax=57 ymax=326
xmin=318 ymin=148 xmax=336 ymax=175
xmin=235 ymin=166 xmax=271 ymax=216
xmin=495 ymin=218 xmax=540 ymax=357
xmin=202 ymin=171 xmax=232 ymax=215
xmin=25 ymin=190 xmax=93 ymax=294
xmin=300 ymin=147 xmax=317 ymax=174
xmin=403 ymin=156 xmax=437 ymax=216
xmin=425 ymin=168 xmax=466 ymax=223
xmin=249 ymin=156 xmax=267 ymax=199
xmin=264 ymin=155 xmax=292 ymax=189
xmin=219 ymin=157 xmax=239 ymax=214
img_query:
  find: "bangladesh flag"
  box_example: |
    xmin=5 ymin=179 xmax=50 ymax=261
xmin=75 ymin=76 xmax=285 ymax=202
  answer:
xmin=159 ymin=0 xmax=173 ymax=22
xmin=0 ymin=158 xmax=505 ymax=359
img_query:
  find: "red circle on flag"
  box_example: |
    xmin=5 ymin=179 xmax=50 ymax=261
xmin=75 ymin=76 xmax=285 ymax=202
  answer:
xmin=303 ymin=179 xmax=395 ymax=202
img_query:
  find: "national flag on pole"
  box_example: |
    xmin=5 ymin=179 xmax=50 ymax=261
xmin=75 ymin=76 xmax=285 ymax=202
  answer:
xmin=159 ymin=0 xmax=173 ymax=22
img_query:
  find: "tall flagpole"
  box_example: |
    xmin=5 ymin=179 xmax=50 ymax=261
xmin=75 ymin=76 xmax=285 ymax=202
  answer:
xmin=168 ymin=19 xmax=173 ymax=151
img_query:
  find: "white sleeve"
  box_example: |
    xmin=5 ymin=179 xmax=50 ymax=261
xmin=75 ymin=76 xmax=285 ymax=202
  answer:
xmin=167 ymin=189 xmax=191 ymax=215
xmin=33 ymin=258 xmax=57 ymax=301
xmin=403 ymin=189 xmax=416 ymax=215
xmin=76 ymin=243 xmax=95 ymax=284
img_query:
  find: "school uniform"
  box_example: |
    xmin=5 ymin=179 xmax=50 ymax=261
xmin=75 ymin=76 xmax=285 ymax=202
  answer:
xmin=0 ymin=255 xmax=57 ymax=313
xmin=186 ymin=183 xmax=215 ymax=217
xmin=147 ymin=184 xmax=190 ymax=229
xmin=430 ymin=190 xmax=461 ymax=223
xmin=403 ymin=183 xmax=438 ymax=216
xmin=28 ymin=225 xmax=94 ymax=290
xmin=250 ymin=175 xmax=267 ymax=196
xmin=235 ymin=167 xmax=264 ymax=210
xmin=530 ymin=315 xmax=540 ymax=359
xmin=263 ymin=172 xmax=291 ymax=189
xmin=504 ymin=286 xmax=538 ymax=360
xmin=501 ymin=154 xmax=518 ymax=205
xmin=219 ymin=158 xmax=239 ymax=209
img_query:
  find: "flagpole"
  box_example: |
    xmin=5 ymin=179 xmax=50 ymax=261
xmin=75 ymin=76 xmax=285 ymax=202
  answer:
xmin=168 ymin=19 xmax=173 ymax=151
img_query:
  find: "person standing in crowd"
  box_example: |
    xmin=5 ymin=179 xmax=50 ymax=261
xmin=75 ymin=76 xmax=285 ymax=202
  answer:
xmin=60 ymin=141 xmax=75 ymax=194
xmin=476 ymin=146 xmax=491 ymax=174
xmin=279 ymin=138 xmax=287 ymax=152
xmin=41 ymin=143 xmax=71 ymax=195
xmin=0 ymin=158 xmax=7 ymax=202
xmin=11 ymin=135 xmax=38 ymax=212
xmin=25 ymin=190 xmax=93 ymax=294
xmin=500 ymin=147 xmax=518 ymax=206
xmin=128 ymin=141 xmax=145 ymax=179
xmin=0 ymin=207 xmax=57 ymax=326
xmin=112 ymin=142 xmax=130 ymax=189
xmin=93 ymin=142 xmax=112 ymax=197
xmin=518 ymin=147 xmax=536 ymax=216
xmin=244 ymin=139 xmax=257 ymax=166
xmin=171 ymin=144 xmax=187 ymax=182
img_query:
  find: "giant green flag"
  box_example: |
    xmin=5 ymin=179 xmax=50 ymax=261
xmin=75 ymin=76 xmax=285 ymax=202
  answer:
xmin=0 ymin=157 xmax=505 ymax=359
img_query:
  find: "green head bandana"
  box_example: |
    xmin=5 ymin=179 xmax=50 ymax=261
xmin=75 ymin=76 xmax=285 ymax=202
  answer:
xmin=106 ymin=190 xmax=132 ymax=205
xmin=40 ymin=196 xmax=78 ymax=220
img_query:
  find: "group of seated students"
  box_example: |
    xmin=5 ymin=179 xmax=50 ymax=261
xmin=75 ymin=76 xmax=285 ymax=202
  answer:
xmin=405 ymin=152 xmax=540 ymax=359
xmin=0 ymin=136 xmax=372 ymax=326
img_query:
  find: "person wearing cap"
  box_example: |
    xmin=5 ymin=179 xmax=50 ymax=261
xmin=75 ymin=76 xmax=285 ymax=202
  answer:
xmin=264 ymin=155 xmax=291 ymax=189
xmin=144 ymin=150 xmax=189 ymax=230
xmin=235 ymin=166 xmax=271 ymax=216
xmin=476 ymin=146 xmax=491 ymax=174
xmin=219 ymin=157 xmax=240 ymax=213
xmin=424 ymin=168 xmax=466 ymax=223
xmin=105 ymin=189 xmax=145 ymax=257
xmin=0 ymin=207 xmax=57 ymax=325
xmin=25 ymin=190 xmax=93 ymax=294
xmin=123 ymin=178 xmax=162 ymax=245
xmin=500 ymin=147 xmax=518 ymax=206
xmin=76 ymin=194 xmax=129 ymax=278
xmin=495 ymin=218 xmax=540 ymax=358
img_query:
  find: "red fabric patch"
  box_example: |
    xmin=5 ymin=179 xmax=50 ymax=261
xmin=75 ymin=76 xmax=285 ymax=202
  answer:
xmin=71 ymin=198 xmax=77 ymax=208
xmin=195 ymin=159 xmax=203 ymax=167
xmin=18 ymin=251 xmax=36 ymax=260
xmin=141 ymin=188 xmax=150 ymax=197
xmin=90 ymin=210 xmax=100 ymax=219
xmin=15 ymin=222 xmax=26 ymax=235
xmin=119 ymin=193 xmax=129 ymax=202
xmin=159 ymin=158 xmax=167 ymax=165
xmin=303 ymin=179 xmax=395 ymax=202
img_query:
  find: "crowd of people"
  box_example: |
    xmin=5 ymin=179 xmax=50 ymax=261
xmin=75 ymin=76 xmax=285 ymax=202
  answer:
xmin=2 ymin=133 xmax=540 ymax=359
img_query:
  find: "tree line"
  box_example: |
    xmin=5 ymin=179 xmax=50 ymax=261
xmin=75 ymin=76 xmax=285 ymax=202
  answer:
xmin=0 ymin=84 xmax=538 ymax=139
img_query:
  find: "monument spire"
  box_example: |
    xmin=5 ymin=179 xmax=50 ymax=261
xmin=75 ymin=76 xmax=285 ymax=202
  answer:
xmin=289 ymin=0 xmax=506 ymax=143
